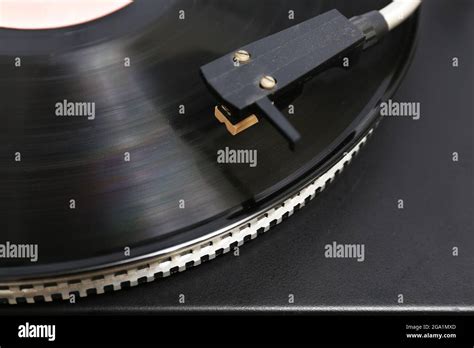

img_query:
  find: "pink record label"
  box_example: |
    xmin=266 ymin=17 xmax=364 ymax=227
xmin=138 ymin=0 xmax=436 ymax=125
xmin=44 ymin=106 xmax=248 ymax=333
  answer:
xmin=0 ymin=0 xmax=132 ymax=30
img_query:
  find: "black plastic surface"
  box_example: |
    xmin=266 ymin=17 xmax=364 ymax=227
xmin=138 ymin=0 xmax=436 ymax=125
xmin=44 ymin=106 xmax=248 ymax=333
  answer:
xmin=201 ymin=9 xmax=364 ymax=111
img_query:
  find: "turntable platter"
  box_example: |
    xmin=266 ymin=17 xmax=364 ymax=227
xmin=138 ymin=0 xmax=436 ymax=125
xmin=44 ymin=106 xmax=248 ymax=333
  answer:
xmin=0 ymin=0 xmax=418 ymax=301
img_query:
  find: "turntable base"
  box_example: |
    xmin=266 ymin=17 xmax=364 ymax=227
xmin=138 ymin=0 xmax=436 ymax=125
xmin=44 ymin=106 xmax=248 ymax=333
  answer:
xmin=0 ymin=0 xmax=471 ymax=312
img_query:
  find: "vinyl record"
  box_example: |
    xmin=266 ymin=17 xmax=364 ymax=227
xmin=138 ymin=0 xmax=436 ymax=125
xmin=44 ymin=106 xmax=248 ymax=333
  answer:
xmin=0 ymin=0 xmax=419 ymax=303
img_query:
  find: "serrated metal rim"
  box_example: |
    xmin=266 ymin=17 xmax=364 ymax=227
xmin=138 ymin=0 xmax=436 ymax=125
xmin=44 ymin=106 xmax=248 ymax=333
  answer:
xmin=0 ymin=129 xmax=373 ymax=304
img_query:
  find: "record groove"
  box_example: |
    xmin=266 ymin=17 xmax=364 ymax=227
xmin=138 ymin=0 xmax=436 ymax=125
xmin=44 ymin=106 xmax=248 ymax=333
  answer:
xmin=0 ymin=129 xmax=373 ymax=304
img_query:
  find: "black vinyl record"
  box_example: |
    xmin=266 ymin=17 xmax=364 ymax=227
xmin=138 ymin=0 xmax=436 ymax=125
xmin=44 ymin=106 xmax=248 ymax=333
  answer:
xmin=0 ymin=0 xmax=418 ymax=286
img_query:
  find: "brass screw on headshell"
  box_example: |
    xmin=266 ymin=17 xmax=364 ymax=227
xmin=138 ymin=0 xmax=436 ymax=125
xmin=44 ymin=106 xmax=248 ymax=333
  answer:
xmin=233 ymin=50 xmax=251 ymax=63
xmin=260 ymin=75 xmax=277 ymax=90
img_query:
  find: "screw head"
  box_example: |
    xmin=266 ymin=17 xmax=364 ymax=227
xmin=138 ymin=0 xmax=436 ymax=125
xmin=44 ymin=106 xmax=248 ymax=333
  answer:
xmin=233 ymin=50 xmax=251 ymax=63
xmin=260 ymin=75 xmax=277 ymax=90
